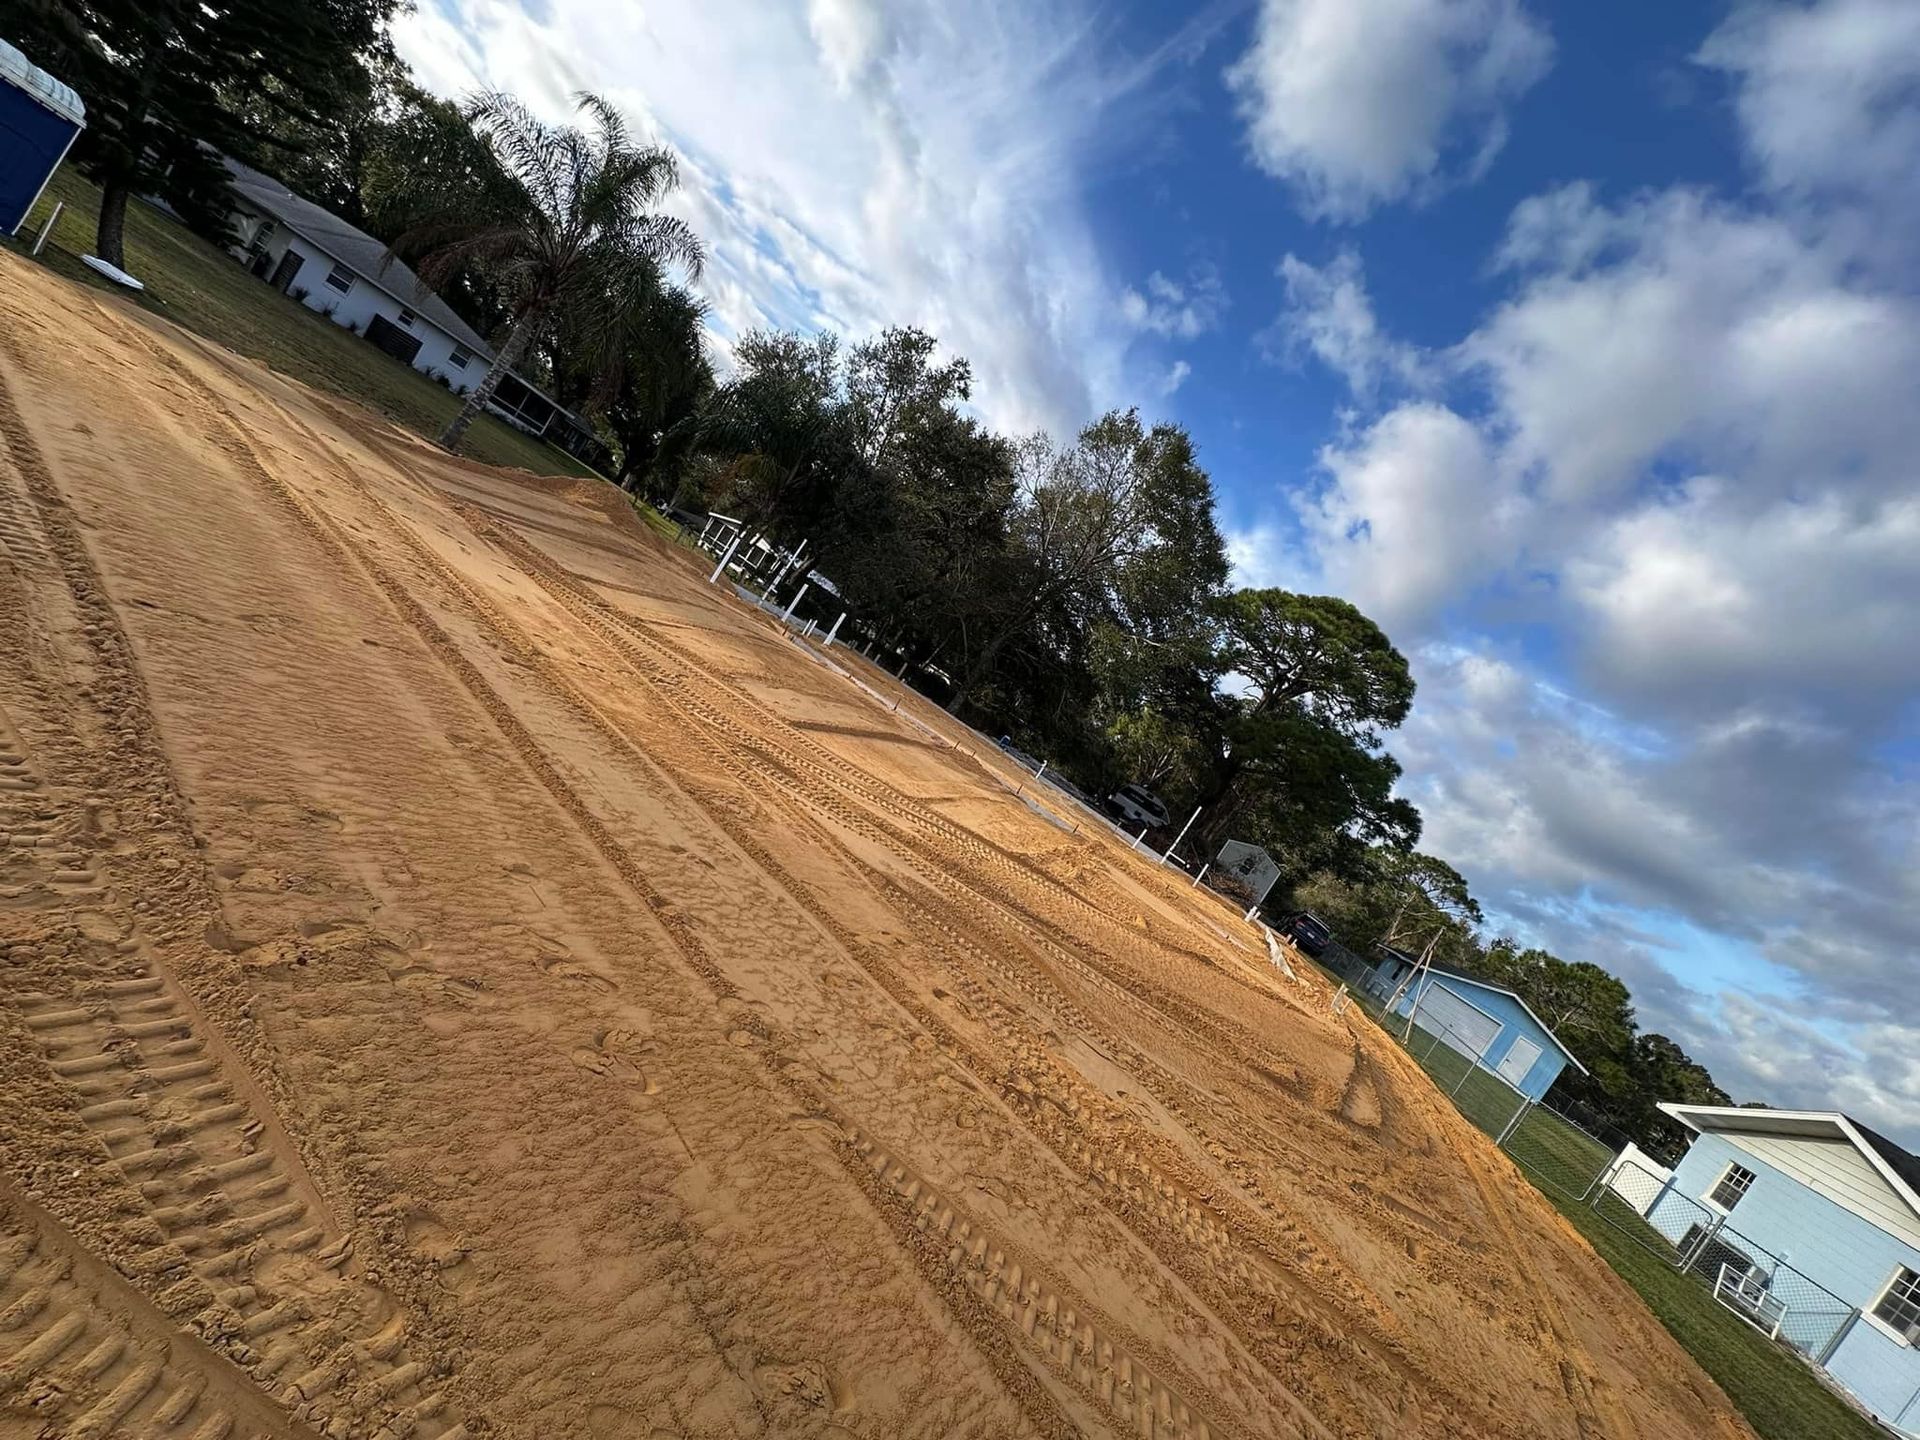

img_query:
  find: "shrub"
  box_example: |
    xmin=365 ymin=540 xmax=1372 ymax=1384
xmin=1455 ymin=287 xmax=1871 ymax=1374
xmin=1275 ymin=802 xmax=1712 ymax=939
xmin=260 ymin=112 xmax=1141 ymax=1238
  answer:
xmin=290 ymin=286 xmax=309 ymax=303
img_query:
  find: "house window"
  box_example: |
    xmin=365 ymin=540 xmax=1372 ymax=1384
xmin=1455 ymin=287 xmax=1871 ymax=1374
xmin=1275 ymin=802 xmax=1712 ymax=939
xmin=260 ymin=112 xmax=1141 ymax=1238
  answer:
xmin=324 ymin=262 xmax=354 ymax=295
xmin=1873 ymin=1267 xmax=1920 ymax=1345
xmin=447 ymin=348 xmax=471 ymax=370
xmin=397 ymin=307 xmax=416 ymax=327
xmin=1708 ymin=1163 xmax=1756 ymax=1211
xmin=256 ymin=220 xmax=276 ymax=242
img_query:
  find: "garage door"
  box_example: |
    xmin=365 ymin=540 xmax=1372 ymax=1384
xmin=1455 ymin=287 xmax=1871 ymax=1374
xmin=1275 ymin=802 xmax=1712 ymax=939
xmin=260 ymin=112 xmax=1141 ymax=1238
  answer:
xmin=1415 ymin=981 xmax=1500 ymax=1060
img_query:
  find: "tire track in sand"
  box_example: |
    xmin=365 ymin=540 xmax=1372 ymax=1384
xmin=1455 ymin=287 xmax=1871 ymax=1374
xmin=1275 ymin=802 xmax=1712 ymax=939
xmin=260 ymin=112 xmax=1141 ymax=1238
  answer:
xmin=333 ymin=438 xmax=1423 ymax=1439
xmin=120 ymin=325 xmax=1098 ymax=1440
xmin=454 ymin=512 xmax=1468 ymax=1436
xmin=0 ymin=1177 xmax=323 ymax=1440
xmin=0 ymin=344 xmax=477 ymax=1440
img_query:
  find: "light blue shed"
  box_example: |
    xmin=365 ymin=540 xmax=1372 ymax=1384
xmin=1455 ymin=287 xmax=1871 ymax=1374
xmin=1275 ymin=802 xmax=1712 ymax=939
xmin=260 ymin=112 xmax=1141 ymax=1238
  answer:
xmin=1374 ymin=957 xmax=1587 ymax=1101
xmin=1645 ymin=1105 xmax=1920 ymax=1434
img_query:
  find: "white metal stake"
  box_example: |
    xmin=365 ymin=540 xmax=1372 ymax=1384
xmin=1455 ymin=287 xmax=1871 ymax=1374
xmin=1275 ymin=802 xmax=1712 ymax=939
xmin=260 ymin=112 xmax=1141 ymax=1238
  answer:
xmin=1132 ymin=826 xmax=1147 ymax=851
xmin=781 ymin=582 xmax=810 ymax=622
xmin=708 ymin=533 xmax=741 ymax=584
xmin=1159 ymin=806 xmax=1202 ymax=867
xmin=772 ymin=542 xmax=807 ymax=590
xmin=804 ymin=619 xmax=816 ymax=638
xmin=1191 ymin=863 xmax=1209 ymax=889
xmin=31 ymin=202 xmax=64 ymax=257
xmin=823 ymin=612 xmax=847 ymax=648
xmin=1035 ymin=761 xmax=1047 ymax=782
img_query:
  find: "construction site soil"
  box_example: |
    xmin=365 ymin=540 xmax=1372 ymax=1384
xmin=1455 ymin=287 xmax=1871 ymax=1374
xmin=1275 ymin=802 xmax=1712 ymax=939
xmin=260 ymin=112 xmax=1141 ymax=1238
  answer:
xmin=0 ymin=253 xmax=1751 ymax=1439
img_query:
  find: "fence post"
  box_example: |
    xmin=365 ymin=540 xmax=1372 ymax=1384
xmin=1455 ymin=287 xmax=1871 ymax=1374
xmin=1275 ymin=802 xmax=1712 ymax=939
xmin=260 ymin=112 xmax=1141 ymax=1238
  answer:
xmin=823 ymin=611 xmax=846 ymax=648
xmin=1816 ymin=1309 xmax=1861 ymax=1369
xmin=1493 ymin=1098 xmax=1531 ymax=1148
xmin=1159 ymin=806 xmax=1202 ymax=867
xmin=1191 ymin=863 xmax=1208 ymax=889
xmin=781 ymin=582 xmax=810 ymax=622
xmin=707 ymin=533 xmax=741 ymax=584
xmin=31 ymin=201 xmax=64 ymax=257
xmin=1450 ymin=1028 xmax=1501 ymax=1100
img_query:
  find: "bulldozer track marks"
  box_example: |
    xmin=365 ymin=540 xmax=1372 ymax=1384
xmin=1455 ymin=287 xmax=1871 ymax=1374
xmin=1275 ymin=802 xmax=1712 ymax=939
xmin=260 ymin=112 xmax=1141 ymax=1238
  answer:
xmin=0 ymin=339 xmax=476 ymax=1439
xmin=840 ymin=1126 xmax=1231 ymax=1440
xmin=110 ymin=327 xmax=1095 ymax=1439
xmin=0 ymin=1180 xmax=321 ymax=1440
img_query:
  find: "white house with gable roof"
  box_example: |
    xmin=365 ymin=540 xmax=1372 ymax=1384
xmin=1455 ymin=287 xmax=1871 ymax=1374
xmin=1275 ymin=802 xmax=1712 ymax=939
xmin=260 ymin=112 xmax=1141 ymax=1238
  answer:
xmin=217 ymin=157 xmax=606 ymax=468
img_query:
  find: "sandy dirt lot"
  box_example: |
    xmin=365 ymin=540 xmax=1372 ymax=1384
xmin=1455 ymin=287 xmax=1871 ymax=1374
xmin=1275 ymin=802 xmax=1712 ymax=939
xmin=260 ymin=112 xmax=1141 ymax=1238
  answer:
xmin=0 ymin=253 xmax=1751 ymax=1439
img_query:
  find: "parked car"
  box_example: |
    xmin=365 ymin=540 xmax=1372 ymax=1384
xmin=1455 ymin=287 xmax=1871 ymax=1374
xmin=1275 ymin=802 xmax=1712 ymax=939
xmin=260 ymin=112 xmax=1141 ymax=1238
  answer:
xmin=1277 ymin=911 xmax=1332 ymax=957
xmin=1106 ymin=783 xmax=1170 ymax=830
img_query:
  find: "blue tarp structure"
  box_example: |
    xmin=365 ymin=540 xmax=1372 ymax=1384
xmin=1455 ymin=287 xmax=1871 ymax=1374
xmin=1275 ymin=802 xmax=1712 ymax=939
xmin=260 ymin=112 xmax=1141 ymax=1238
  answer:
xmin=0 ymin=37 xmax=86 ymax=236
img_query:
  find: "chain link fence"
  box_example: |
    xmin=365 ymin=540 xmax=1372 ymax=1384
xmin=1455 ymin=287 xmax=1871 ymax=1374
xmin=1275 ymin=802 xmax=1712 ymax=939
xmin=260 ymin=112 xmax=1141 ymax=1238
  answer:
xmin=1317 ymin=972 xmax=1867 ymax=1377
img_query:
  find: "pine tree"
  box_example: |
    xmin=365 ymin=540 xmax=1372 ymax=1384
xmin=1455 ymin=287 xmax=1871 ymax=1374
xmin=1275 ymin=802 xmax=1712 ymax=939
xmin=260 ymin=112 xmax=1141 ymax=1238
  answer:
xmin=10 ymin=0 xmax=397 ymax=267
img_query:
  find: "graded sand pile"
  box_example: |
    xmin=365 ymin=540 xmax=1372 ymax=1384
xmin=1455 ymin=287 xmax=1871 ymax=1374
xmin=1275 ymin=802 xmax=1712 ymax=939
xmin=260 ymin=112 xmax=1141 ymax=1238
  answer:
xmin=0 ymin=251 xmax=1751 ymax=1439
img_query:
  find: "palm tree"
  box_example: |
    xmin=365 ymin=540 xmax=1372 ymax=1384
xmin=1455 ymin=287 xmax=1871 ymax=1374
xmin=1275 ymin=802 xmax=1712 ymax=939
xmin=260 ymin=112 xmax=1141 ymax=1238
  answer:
xmin=401 ymin=91 xmax=704 ymax=453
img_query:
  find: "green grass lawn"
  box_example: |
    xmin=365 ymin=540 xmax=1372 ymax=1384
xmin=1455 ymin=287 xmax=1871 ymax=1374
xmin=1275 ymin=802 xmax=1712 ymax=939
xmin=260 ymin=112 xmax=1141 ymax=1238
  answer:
xmin=1555 ymin=1195 xmax=1882 ymax=1440
xmin=3 ymin=168 xmax=595 ymax=480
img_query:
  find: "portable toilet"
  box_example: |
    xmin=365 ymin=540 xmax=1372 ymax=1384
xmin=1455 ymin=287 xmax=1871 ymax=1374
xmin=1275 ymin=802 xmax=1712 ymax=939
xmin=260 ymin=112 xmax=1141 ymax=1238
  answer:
xmin=0 ymin=37 xmax=86 ymax=236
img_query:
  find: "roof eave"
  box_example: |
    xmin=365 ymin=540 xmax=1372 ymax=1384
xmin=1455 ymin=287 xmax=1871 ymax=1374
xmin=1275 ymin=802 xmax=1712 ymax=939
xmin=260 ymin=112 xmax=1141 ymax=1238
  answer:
xmin=1658 ymin=1104 xmax=1920 ymax=1222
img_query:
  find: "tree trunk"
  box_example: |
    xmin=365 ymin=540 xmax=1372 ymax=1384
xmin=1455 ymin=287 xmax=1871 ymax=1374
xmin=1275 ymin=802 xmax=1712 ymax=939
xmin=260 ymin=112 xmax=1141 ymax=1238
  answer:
xmin=441 ymin=311 xmax=540 ymax=453
xmin=95 ymin=184 xmax=131 ymax=271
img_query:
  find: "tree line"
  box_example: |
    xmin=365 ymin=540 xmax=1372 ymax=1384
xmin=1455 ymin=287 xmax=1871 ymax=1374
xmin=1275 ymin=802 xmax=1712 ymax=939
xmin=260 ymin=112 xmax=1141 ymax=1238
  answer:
xmin=8 ymin=2 xmax=1733 ymax=1154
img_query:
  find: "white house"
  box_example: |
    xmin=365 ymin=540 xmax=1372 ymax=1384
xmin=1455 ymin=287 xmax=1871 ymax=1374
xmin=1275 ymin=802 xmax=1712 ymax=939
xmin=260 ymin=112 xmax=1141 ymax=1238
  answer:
xmin=219 ymin=157 xmax=605 ymax=468
xmin=1643 ymin=1104 xmax=1920 ymax=1434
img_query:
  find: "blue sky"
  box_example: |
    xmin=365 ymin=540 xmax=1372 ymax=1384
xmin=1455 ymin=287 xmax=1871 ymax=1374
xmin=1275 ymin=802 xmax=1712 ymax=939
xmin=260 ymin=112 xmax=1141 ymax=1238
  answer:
xmin=395 ymin=0 xmax=1920 ymax=1146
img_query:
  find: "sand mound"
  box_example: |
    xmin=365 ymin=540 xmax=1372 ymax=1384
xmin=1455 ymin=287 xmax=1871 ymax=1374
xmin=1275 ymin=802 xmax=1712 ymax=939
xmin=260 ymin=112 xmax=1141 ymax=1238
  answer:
xmin=0 ymin=251 xmax=1750 ymax=1439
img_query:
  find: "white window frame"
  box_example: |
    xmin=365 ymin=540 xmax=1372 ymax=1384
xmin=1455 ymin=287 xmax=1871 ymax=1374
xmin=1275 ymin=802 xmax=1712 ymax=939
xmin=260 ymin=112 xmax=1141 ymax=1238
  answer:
xmin=397 ymin=307 xmax=416 ymax=328
xmin=448 ymin=348 xmax=471 ymax=370
xmin=323 ymin=262 xmax=355 ymax=295
xmin=1704 ymin=1161 xmax=1756 ymax=1214
xmin=1864 ymin=1265 xmax=1920 ymax=1348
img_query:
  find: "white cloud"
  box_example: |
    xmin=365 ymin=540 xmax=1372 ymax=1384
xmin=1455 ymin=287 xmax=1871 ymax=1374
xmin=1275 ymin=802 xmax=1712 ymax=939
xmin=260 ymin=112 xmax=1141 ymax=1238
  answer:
xmin=1158 ymin=359 xmax=1193 ymax=396
xmin=1698 ymin=0 xmax=1920 ymax=205
xmin=1119 ymin=264 xmax=1229 ymax=340
xmin=392 ymin=0 xmax=1192 ymax=437
xmin=807 ymin=0 xmax=890 ymax=92
xmin=1567 ymin=483 xmax=1920 ymax=717
xmin=1269 ymin=250 xmax=1430 ymax=397
xmin=1470 ymin=187 xmax=1920 ymax=509
xmin=1299 ymin=403 xmax=1510 ymax=634
xmin=1390 ymin=647 xmax=1920 ymax=1139
xmin=1225 ymin=0 xmax=1552 ymax=221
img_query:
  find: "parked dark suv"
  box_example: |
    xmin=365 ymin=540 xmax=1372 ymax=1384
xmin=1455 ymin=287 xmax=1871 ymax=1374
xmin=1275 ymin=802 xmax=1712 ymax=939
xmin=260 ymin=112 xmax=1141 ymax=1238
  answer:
xmin=1277 ymin=910 xmax=1331 ymax=957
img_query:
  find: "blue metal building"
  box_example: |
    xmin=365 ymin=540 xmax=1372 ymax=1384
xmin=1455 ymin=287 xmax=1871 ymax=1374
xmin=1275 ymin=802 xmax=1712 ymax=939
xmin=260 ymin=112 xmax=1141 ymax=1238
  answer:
xmin=1371 ymin=955 xmax=1587 ymax=1101
xmin=0 ymin=37 xmax=85 ymax=237
xmin=1644 ymin=1105 xmax=1920 ymax=1435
